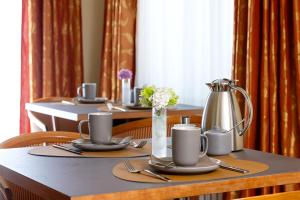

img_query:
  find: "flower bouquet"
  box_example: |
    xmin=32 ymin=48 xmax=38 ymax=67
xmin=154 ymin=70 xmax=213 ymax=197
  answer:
xmin=140 ymin=86 xmax=178 ymax=115
xmin=140 ymin=86 xmax=178 ymax=157
xmin=118 ymin=69 xmax=133 ymax=105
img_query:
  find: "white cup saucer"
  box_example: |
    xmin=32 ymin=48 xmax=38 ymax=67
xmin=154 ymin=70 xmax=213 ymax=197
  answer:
xmin=149 ymin=155 xmax=220 ymax=174
xmin=72 ymin=138 xmax=129 ymax=151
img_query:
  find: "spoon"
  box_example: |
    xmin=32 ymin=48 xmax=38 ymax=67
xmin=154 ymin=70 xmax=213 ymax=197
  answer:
xmin=108 ymin=136 xmax=132 ymax=145
xmin=106 ymin=103 xmax=126 ymax=112
xmin=118 ymin=136 xmax=132 ymax=144
xmin=131 ymin=140 xmax=147 ymax=148
xmin=150 ymin=155 xmax=175 ymax=168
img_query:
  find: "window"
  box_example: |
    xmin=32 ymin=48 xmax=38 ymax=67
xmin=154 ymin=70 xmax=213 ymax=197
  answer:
xmin=136 ymin=0 xmax=234 ymax=106
xmin=0 ymin=2 xmax=22 ymax=141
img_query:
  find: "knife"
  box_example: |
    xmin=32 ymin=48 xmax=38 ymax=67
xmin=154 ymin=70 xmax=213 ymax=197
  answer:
xmin=210 ymin=158 xmax=249 ymax=174
xmin=219 ymin=163 xmax=249 ymax=174
xmin=52 ymin=144 xmax=82 ymax=155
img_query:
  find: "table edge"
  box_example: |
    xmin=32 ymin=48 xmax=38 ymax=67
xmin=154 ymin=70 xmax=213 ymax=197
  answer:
xmin=0 ymin=164 xmax=70 ymax=200
xmin=71 ymin=171 xmax=300 ymax=200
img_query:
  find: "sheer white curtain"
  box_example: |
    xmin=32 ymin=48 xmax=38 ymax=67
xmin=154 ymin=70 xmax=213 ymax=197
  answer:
xmin=0 ymin=1 xmax=21 ymax=141
xmin=136 ymin=0 xmax=234 ymax=106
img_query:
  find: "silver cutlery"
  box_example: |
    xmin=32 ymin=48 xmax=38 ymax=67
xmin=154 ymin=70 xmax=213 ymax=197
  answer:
xmin=111 ymin=136 xmax=132 ymax=145
xmin=61 ymin=100 xmax=77 ymax=105
xmin=210 ymin=158 xmax=249 ymax=174
xmin=131 ymin=140 xmax=147 ymax=148
xmin=106 ymin=103 xmax=126 ymax=112
xmin=123 ymin=160 xmax=171 ymax=182
xmin=53 ymin=144 xmax=82 ymax=155
xmin=150 ymin=155 xmax=175 ymax=168
xmin=152 ymin=161 xmax=175 ymax=168
xmin=219 ymin=162 xmax=249 ymax=174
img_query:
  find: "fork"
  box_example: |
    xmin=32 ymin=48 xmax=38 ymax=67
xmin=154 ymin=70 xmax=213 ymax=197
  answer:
xmin=123 ymin=160 xmax=171 ymax=182
xmin=131 ymin=140 xmax=147 ymax=148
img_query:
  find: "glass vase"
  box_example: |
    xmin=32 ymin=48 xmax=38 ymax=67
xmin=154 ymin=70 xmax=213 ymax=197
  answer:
xmin=152 ymin=107 xmax=167 ymax=158
xmin=121 ymin=78 xmax=131 ymax=105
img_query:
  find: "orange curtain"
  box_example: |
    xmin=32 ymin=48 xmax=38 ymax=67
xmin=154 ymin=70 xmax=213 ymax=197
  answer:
xmin=232 ymin=0 xmax=300 ymax=196
xmin=99 ymin=0 xmax=137 ymax=101
xmin=20 ymin=0 xmax=83 ymax=133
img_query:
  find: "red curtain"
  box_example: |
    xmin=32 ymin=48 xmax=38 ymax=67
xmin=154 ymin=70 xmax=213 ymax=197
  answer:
xmin=99 ymin=0 xmax=137 ymax=101
xmin=232 ymin=0 xmax=300 ymax=196
xmin=20 ymin=0 xmax=84 ymax=133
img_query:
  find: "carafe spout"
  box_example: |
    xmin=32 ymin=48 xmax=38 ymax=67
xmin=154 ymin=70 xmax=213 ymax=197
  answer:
xmin=206 ymin=83 xmax=213 ymax=91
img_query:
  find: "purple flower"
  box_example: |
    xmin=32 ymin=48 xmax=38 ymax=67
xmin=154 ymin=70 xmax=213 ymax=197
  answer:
xmin=118 ymin=69 xmax=133 ymax=79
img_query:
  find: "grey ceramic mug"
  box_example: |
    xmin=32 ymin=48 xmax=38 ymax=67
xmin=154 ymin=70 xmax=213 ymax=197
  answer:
xmin=133 ymin=87 xmax=142 ymax=105
xmin=78 ymin=112 xmax=112 ymax=144
xmin=172 ymin=126 xmax=208 ymax=166
xmin=77 ymin=83 xmax=97 ymax=99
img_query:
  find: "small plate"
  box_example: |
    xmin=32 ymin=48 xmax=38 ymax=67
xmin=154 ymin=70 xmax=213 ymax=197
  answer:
xmin=72 ymin=138 xmax=129 ymax=151
xmin=125 ymin=104 xmax=152 ymax=110
xmin=148 ymin=156 xmax=220 ymax=174
xmin=77 ymin=97 xmax=107 ymax=104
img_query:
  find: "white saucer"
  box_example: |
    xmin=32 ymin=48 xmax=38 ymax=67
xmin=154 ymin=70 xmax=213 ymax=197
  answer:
xmin=125 ymin=104 xmax=152 ymax=110
xmin=148 ymin=156 xmax=220 ymax=174
xmin=72 ymin=138 xmax=130 ymax=151
xmin=77 ymin=97 xmax=107 ymax=104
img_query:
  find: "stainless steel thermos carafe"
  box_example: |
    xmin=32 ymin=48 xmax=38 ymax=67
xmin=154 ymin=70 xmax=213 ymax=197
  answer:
xmin=201 ymin=78 xmax=253 ymax=151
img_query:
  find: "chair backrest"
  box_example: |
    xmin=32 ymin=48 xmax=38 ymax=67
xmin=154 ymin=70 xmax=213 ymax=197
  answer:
xmin=113 ymin=115 xmax=202 ymax=139
xmin=0 ymin=131 xmax=80 ymax=149
xmin=28 ymin=97 xmax=76 ymax=132
xmin=0 ymin=177 xmax=12 ymax=200
xmin=0 ymin=131 xmax=80 ymax=200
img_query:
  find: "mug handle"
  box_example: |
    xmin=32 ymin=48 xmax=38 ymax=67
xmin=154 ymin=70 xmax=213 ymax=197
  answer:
xmin=78 ymin=120 xmax=89 ymax=140
xmin=199 ymin=134 xmax=208 ymax=158
xmin=77 ymin=86 xmax=82 ymax=98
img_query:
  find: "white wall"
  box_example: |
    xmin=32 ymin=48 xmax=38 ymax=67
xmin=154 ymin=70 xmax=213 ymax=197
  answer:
xmin=81 ymin=0 xmax=105 ymax=85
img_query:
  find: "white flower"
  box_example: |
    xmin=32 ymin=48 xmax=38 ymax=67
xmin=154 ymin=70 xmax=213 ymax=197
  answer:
xmin=152 ymin=88 xmax=172 ymax=110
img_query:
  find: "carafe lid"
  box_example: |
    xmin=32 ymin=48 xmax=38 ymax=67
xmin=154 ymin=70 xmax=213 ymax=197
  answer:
xmin=206 ymin=78 xmax=235 ymax=91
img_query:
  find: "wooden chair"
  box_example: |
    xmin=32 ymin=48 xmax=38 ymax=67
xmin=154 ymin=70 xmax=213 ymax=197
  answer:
xmin=0 ymin=178 xmax=12 ymax=200
xmin=0 ymin=131 xmax=80 ymax=200
xmin=235 ymin=190 xmax=300 ymax=200
xmin=28 ymin=97 xmax=76 ymax=132
xmin=112 ymin=115 xmax=202 ymax=139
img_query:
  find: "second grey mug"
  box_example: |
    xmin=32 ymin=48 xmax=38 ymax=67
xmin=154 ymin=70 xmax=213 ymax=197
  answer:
xmin=172 ymin=126 xmax=208 ymax=166
xmin=205 ymin=129 xmax=232 ymax=155
xmin=77 ymin=83 xmax=97 ymax=99
xmin=133 ymin=87 xmax=142 ymax=105
xmin=78 ymin=112 xmax=112 ymax=144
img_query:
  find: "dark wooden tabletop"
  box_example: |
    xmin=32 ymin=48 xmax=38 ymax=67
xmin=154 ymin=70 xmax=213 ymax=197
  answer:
xmin=0 ymin=148 xmax=300 ymax=200
xmin=25 ymin=103 xmax=203 ymax=121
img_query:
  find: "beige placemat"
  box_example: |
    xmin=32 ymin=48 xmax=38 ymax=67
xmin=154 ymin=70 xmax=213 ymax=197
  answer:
xmin=28 ymin=143 xmax=151 ymax=158
xmin=112 ymin=155 xmax=269 ymax=183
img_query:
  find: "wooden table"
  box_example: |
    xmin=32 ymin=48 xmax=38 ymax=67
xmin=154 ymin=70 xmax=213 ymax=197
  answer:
xmin=25 ymin=103 xmax=202 ymax=121
xmin=25 ymin=102 xmax=203 ymax=131
xmin=0 ymin=148 xmax=299 ymax=200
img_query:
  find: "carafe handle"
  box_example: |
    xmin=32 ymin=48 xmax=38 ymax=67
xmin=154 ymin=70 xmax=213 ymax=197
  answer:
xmin=230 ymin=85 xmax=253 ymax=136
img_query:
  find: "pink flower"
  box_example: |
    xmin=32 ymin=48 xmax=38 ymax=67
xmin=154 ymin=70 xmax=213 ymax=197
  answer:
xmin=118 ymin=69 xmax=133 ymax=79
